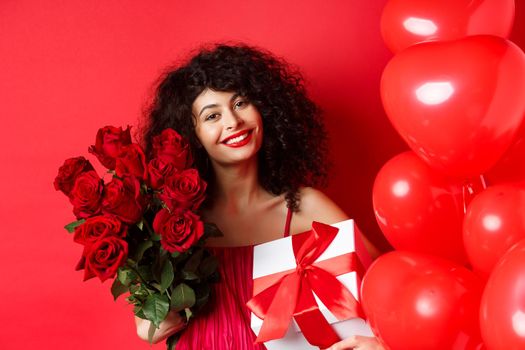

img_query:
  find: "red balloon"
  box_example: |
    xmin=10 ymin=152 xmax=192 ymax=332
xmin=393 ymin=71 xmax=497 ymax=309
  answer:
xmin=381 ymin=0 xmax=515 ymax=53
xmin=381 ymin=35 xmax=525 ymax=177
xmin=464 ymin=184 xmax=525 ymax=279
xmin=480 ymin=239 xmax=525 ymax=350
xmin=373 ymin=151 xmax=468 ymax=263
xmin=486 ymin=122 xmax=525 ymax=184
xmin=361 ymin=251 xmax=484 ymax=350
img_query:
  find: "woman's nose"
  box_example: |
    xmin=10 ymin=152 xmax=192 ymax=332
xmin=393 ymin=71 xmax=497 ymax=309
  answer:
xmin=224 ymin=110 xmax=244 ymax=130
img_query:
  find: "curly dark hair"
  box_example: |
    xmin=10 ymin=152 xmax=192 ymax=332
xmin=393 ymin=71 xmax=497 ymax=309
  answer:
xmin=140 ymin=43 xmax=329 ymax=211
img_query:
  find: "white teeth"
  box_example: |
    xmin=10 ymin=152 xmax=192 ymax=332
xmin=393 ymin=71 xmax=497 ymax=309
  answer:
xmin=225 ymin=132 xmax=249 ymax=144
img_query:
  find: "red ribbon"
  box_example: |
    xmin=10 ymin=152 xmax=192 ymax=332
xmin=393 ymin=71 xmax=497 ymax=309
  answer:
xmin=247 ymin=221 xmax=365 ymax=348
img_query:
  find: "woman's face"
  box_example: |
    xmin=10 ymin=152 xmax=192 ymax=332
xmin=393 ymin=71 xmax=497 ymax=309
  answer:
xmin=192 ymin=89 xmax=263 ymax=166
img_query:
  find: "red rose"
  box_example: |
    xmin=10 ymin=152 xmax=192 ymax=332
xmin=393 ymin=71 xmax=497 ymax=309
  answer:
xmin=70 ymin=170 xmax=103 ymax=219
xmin=73 ymin=215 xmax=126 ymax=246
xmin=102 ymin=174 xmax=144 ymax=224
xmin=153 ymin=208 xmax=204 ymax=253
xmin=147 ymin=157 xmax=177 ymax=190
xmin=88 ymin=125 xmax=132 ymax=169
xmin=160 ymin=169 xmax=207 ymax=211
xmin=54 ymin=156 xmax=95 ymax=196
xmin=115 ymin=143 xmax=148 ymax=180
xmin=82 ymin=236 xmax=128 ymax=282
xmin=153 ymin=128 xmax=192 ymax=170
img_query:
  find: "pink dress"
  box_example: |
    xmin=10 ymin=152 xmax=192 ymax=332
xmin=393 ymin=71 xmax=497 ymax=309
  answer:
xmin=175 ymin=209 xmax=294 ymax=349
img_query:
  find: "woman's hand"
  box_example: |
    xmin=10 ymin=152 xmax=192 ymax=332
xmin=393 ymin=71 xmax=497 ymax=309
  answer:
xmin=324 ymin=335 xmax=386 ymax=350
xmin=135 ymin=310 xmax=186 ymax=344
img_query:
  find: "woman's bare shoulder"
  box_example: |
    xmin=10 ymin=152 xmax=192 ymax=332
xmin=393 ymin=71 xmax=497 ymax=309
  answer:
xmin=295 ymin=187 xmax=349 ymax=225
xmin=296 ymin=187 xmax=382 ymax=259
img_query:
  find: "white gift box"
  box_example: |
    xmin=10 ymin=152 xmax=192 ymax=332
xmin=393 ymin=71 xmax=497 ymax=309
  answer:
xmin=250 ymin=219 xmax=374 ymax=349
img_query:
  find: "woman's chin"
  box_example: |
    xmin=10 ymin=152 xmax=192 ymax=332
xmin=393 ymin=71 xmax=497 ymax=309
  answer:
xmin=216 ymin=152 xmax=259 ymax=167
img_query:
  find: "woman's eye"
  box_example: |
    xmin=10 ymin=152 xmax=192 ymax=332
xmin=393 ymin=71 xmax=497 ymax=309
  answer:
xmin=234 ymin=100 xmax=247 ymax=109
xmin=205 ymin=113 xmax=219 ymax=121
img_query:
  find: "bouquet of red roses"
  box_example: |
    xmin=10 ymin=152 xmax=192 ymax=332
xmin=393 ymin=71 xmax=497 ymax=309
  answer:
xmin=54 ymin=126 xmax=220 ymax=348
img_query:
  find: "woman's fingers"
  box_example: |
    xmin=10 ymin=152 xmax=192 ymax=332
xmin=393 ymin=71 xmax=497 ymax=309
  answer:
xmin=324 ymin=335 xmax=360 ymax=350
xmin=324 ymin=335 xmax=385 ymax=350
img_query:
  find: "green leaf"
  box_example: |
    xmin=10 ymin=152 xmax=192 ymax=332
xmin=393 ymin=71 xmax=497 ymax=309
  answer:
xmin=171 ymin=251 xmax=180 ymax=258
xmin=153 ymin=249 xmax=170 ymax=283
xmin=128 ymin=283 xmax=149 ymax=305
xmin=147 ymin=321 xmax=157 ymax=344
xmin=141 ymin=217 xmax=156 ymax=236
xmin=136 ymin=309 xmax=146 ymax=319
xmin=139 ymin=284 xmax=156 ymax=297
xmin=137 ymin=265 xmax=154 ymax=282
xmin=184 ymin=249 xmax=203 ymax=273
xmin=199 ymin=255 xmax=219 ymax=278
xmin=150 ymin=282 xmax=163 ymax=292
xmin=170 ymin=283 xmax=196 ymax=312
xmin=117 ymin=268 xmax=137 ymax=287
xmin=134 ymin=305 xmax=146 ymax=319
xmin=110 ymin=278 xmax=128 ymax=301
xmin=129 ymin=284 xmax=141 ymax=294
xmin=132 ymin=240 xmax=153 ymax=262
xmin=64 ymin=219 xmax=86 ymax=233
xmin=193 ymin=284 xmax=211 ymax=311
xmin=136 ymin=219 xmax=144 ymax=231
xmin=127 ymin=295 xmax=138 ymax=304
xmin=142 ymin=294 xmax=170 ymax=328
xmin=160 ymin=261 xmax=174 ymax=293
xmin=182 ymin=271 xmax=199 ymax=281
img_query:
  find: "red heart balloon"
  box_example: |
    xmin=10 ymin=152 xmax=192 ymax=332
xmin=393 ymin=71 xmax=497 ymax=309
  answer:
xmin=463 ymin=184 xmax=525 ymax=279
xmin=485 ymin=122 xmax=525 ymax=184
xmin=381 ymin=35 xmax=525 ymax=177
xmin=480 ymin=239 xmax=525 ymax=350
xmin=373 ymin=151 xmax=469 ymax=263
xmin=361 ymin=251 xmax=484 ymax=350
xmin=381 ymin=0 xmax=515 ymax=53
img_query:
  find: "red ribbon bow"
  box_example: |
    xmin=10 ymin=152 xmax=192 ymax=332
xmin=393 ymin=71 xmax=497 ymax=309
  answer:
xmin=247 ymin=221 xmax=365 ymax=348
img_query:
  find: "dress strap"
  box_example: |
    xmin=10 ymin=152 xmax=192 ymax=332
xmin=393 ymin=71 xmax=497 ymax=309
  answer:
xmin=283 ymin=207 xmax=293 ymax=237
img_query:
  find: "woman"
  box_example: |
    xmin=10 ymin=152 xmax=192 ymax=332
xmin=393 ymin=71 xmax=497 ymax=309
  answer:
xmin=136 ymin=43 xmax=384 ymax=350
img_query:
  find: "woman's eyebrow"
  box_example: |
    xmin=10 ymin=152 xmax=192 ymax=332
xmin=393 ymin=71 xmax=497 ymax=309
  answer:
xmin=198 ymin=104 xmax=218 ymax=117
xmin=199 ymin=94 xmax=242 ymax=116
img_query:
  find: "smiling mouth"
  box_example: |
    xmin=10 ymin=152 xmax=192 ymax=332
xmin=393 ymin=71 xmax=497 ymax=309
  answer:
xmin=222 ymin=130 xmax=253 ymax=145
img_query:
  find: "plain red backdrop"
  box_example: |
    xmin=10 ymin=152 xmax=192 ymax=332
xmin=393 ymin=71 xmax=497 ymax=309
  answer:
xmin=1 ymin=1 xmax=524 ymax=349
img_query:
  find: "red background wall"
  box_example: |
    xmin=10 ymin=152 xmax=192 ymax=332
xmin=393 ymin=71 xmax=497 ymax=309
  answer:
xmin=1 ymin=1 xmax=524 ymax=349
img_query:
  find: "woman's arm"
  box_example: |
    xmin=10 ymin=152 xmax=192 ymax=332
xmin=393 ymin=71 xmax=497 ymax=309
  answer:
xmin=135 ymin=310 xmax=186 ymax=344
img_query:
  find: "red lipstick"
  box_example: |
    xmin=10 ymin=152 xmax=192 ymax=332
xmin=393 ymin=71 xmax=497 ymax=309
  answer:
xmin=221 ymin=129 xmax=253 ymax=148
